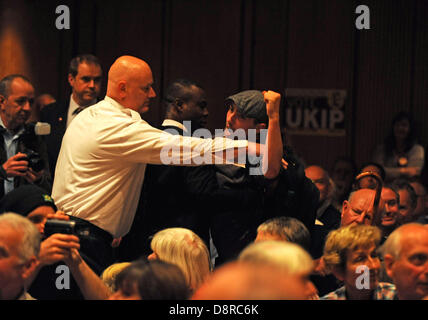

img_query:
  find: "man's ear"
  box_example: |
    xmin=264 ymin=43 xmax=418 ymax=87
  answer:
xmin=68 ymin=73 xmax=75 ymax=88
xmin=174 ymin=99 xmax=184 ymax=112
xmin=383 ymin=254 xmax=395 ymax=280
xmin=21 ymin=256 xmax=38 ymax=282
xmin=342 ymin=200 xmax=349 ymax=218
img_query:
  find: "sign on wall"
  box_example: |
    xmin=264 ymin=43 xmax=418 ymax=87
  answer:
xmin=283 ymin=89 xmax=347 ymax=136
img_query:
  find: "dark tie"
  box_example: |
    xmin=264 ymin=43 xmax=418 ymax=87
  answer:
xmin=72 ymin=106 xmax=85 ymax=115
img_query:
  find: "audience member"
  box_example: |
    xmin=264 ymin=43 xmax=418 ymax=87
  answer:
xmin=51 ymin=56 xmax=262 ymax=273
xmin=391 ymin=179 xmax=417 ymax=225
xmin=238 ymin=240 xmax=318 ymax=299
xmin=305 ymin=165 xmax=341 ymax=230
xmin=340 ymin=188 xmax=385 ymax=227
xmin=409 ymin=179 xmax=428 ymax=221
xmin=148 ymin=227 xmax=211 ymax=293
xmin=211 ymin=90 xmax=318 ymax=265
xmin=379 ymin=185 xmax=400 ymax=242
xmin=0 ymin=212 xmax=41 ymax=300
xmin=321 ymin=224 xmax=397 ymax=300
xmin=27 ymin=93 xmax=56 ymax=123
xmin=192 ymin=261 xmax=309 ymax=300
xmin=373 ymin=111 xmax=424 ymax=182
xmin=40 ymin=54 xmax=103 ymax=175
xmin=0 ymin=74 xmax=51 ymax=197
xmin=118 ymin=78 xmax=216 ymax=260
xmin=108 ymin=259 xmax=190 ymax=300
xmin=355 ymin=162 xmax=386 ymax=190
xmin=330 ymin=156 xmax=357 ymax=212
xmin=0 ymin=184 xmax=81 ymax=299
xmin=101 ymin=262 xmax=131 ymax=293
xmin=383 ymin=223 xmax=428 ymax=300
xmin=255 ymin=216 xmax=311 ymax=252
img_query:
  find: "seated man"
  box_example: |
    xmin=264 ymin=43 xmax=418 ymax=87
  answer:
xmin=391 ymin=179 xmax=417 ymax=225
xmin=340 ymin=188 xmax=385 ymax=227
xmin=379 ymin=184 xmax=401 ymax=242
xmin=305 ymin=165 xmax=341 ymax=230
xmin=383 ymin=223 xmax=428 ymax=300
xmin=255 ymin=216 xmax=311 ymax=252
xmin=0 ymin=213 xmax=41 ymax=300
xmin=0 ymin=185 xmax=81 ymax=299
xmin=238 ymin=240 xmax=318 ymax=299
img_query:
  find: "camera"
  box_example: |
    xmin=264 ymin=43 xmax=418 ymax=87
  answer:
xmin=44 ymin=219 xmax=90 ymax=238
xmin=23 ymin=149 xmax=45 ymax=172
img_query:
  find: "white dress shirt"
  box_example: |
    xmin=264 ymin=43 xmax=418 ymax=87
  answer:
xmin=52 ymin=96 xmax=248 ymax=238
xmin=66 ymin=94 xmax=96 ymax=128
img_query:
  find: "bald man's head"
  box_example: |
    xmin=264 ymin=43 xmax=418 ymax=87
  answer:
xmin=106 ymin=56 xmax=156 ymax=114
xmin=341 ymin=188 xmax=385 ymax=226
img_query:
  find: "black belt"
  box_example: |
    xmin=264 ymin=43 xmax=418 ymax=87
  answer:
xmin=69 ymin=216 xmax=113 ymax=244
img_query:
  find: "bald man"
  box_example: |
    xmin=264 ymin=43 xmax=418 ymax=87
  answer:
xmin=340 ymin=188 xmax=385 ymax=227
xmin=383 ymin=223 xmax=428 ymax=300
xmin=51 ymin=56 xmax=274 ymax=271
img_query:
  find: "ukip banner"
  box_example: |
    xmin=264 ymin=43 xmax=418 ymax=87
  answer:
xmin=284 ymin=89 xmax=347 ymax=136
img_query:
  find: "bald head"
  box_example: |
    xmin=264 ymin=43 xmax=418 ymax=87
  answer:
xmin=341 ymin=188 xmax=384 ymax=226
xmin=106 ymin=56 xmax=156 ymax=114
xmin=383 ymin=223 xmax=428 ymax=300
xmin=191 ymin=262 xmax=309 ymax=300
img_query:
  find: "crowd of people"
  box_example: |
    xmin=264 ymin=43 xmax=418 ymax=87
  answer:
xmin=0 ymin=53 xmax=427 ymax=300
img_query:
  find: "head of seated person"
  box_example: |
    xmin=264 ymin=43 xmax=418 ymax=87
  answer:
xmin=0 ymin=185 xmax=57 ymax=235
xmin=341 ymin=188 xmax=385 ymax=227
xmin=192 ymin=261 xmax=310 ymax=300
xmin=322 ymin=224 xmax=388 ymax=300
xmin=148 ymin=227 xmax=211 ymax=293
xmin=238 ymin=240 xmax=317 ymax=299
xmin=255 ymin=216 xmax=311 ymax=252
xmin=0 ymin=213 xmax=41 ymax=300
xmin=108 ymin=259 xmax=190 ymax=300
xmin=101 ymin=262 xmax=131 ymax=293
xmin=383 ymin=223 xmax=428 ymax=300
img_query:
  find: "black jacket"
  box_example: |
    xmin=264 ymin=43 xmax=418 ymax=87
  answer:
xmin=0 ymin=126 xmax=52 ymax=198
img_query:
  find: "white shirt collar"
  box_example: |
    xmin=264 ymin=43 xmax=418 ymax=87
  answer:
xmin=161 ymin=119 xmax=188 ymax=133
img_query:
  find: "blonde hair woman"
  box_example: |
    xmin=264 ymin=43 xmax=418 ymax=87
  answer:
xmin=148 ymin=228 xmax=211 ymax=292
xmin=321 ymin=224 xmax=397 ymax=300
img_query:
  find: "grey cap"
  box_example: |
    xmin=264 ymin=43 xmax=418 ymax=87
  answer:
xmin=226 ymin=90 xmax=268 ymax=124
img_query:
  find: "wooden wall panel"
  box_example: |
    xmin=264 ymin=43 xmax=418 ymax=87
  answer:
xmin=354 ymin=0 xmax=415 ymax=168
xmin=1 ymin=0 xmax=426 ymax=176
xmin=284 ymin=0 xmax=355 ymax=170
xmin=412 ymin=0 xmax=428 ymax=150
xmin=0 ymin=0 xmax=73 ymax=100
xmin=166 ymin=0 xmax=243 ymax=131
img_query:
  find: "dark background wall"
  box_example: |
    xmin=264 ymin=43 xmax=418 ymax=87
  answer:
xmin=1 ymin=0 xmax=427 ymax=172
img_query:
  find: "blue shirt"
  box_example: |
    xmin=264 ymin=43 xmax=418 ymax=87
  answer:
xmin=0 ymin=117 xmax=25 ymax=194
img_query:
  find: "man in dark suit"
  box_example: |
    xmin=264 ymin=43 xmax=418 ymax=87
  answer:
xmin=0 ymin=74 xmax=51 ymax=197
xmin=118 ymin=78 xmax=216 ymax=260
xmin=40 ymin=54 xmax=102 ymax=175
